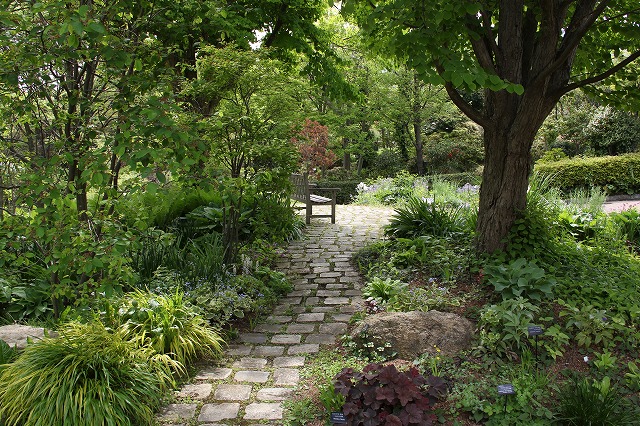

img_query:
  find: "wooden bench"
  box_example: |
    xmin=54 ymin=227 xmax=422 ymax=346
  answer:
xmin=290 ymin=173 xmax=339 ymax=224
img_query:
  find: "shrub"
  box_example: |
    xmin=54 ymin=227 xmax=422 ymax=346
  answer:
xmin=0 ymin=322 xmax=176 ymax=426
xmin=535 ymin=153 xmax=640 ymax=195
xmin=334 ymin=363 xmax=447 ymax=425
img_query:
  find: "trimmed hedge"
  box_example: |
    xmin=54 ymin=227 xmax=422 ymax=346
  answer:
xmin=314 ymin=179 xmax=361 ymax=204
xmin=535 ymin=153 xmax=640 ymax=195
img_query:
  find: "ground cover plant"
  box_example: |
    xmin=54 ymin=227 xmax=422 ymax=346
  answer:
xmin=341 ymin=173 xmax=640 ymax=425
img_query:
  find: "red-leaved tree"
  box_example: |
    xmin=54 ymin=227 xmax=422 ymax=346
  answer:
xmin=292 ymin=118 xmax=337 ymax=175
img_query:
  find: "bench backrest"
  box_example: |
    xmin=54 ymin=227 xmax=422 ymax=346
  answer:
xmin=290 ymin=173 xmax=310 ymax=203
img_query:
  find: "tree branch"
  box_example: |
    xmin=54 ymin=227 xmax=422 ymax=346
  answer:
xmin=534 ymin=0 xmax=607 ymax=85
xmin=438 ymin=71 xmax=489 ymax=127
xmin=558 ymin=49 xmax=640 ymax=96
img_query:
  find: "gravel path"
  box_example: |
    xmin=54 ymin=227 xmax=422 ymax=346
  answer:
xmin=156 ymin=204 xmax=394 ymax=425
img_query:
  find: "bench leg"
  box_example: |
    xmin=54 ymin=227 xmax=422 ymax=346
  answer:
xmin=331 ymin=201 xmax=336 ymax=224
xmin=306 ymin=203 xmax=312 ymax=224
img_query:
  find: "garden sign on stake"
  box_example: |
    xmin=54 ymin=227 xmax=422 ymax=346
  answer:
xmin=497 ymin=384 xmax=515 ymax=414
xmin=528 ymin=325 xmax=543 ymax=368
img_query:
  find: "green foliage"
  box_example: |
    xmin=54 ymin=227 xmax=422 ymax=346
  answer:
xmin=610 ymin=209 xmax=640 ymax=253
xmin=583 ymin=106 xmax=640 ymax=156
xmin=385 ymin=197 xmax=469 ymax=239
xmin=476 ymin=298 xmax=541 ymax=361
xmin=0 ymin=322 xmax=176 ymax=426
xmin=334 ymin=363 xmax=447 ymax=425
xmin=557 ymin=374 xmax=640 ymax=426
xmin=483 ymin=258 xmax=556 ymax=302
xmin=362 ymin=277 xmax=407 ymax=303
xmin=131 ymin=231 xmax=228 ymax=288
xmin=283 ymin=398 xmax=321 ymax=426
xmin=449 ymin=360 xmax=555 ymax=425
xmin=0 ymin=277 xmax=51 ymax=321
xmin=0 ymin=339 xmax=18 ymax=365
xmin=558 ymin=300 xmax=628 ymax=350
xmin=342 ymin=327 xmax=396 ymax=363
xmin=318 ymin=382 xmax=346 ymax=413
xmin=385 ymin=283 xmax=462 ymax=313
xmin=423 ymin=125 xmax=484 ymax=174
xmin=535 ymin=153 xmax=640 ymax=195
xmin=103 ymin=291 xmax=224 ymax=367
xmin=536 ymin=148 xmax=568 ymax=164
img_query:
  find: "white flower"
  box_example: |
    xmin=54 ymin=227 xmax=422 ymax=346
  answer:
xmin=583 ymin=356 xmax=589 ymax=363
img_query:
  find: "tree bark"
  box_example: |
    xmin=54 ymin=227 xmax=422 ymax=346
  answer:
xmin=412 ymin=73 xmax=425 ymax=175
xmin=342 ymin=137 xmax=351 ymax=170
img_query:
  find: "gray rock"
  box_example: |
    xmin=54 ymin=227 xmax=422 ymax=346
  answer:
xmin=350 ymin=311 xmax=474 ymax=359
xmin=0 ymin=324 xmax=58 ymax=350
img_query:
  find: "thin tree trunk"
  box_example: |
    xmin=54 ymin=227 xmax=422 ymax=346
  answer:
xmin=342 ymin=137 xmax=351 ymax=171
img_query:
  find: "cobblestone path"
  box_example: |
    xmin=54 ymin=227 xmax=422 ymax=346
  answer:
xmin=157 ymin=205 xmax=394 ymax=425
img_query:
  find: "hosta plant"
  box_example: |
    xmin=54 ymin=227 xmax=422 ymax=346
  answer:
xmin=334 ymin=363 xmax=447 ymax=425
xmin=0 ymin=322 xmax=176 ymax=426
xmin=483 ymin=257 xmax=556 ymax=302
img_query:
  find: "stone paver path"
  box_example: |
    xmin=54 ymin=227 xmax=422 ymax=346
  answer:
xmin=157 ymin=205 xmax=393 ymax=425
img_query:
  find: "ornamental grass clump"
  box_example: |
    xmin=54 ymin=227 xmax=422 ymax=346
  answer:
xmin=108 ymin=290 xmax=224 ymax=367
xmin=0 ymin=322 xmax=176 ymax=426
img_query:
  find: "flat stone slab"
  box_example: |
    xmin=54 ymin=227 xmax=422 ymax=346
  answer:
xmin=234 ymin=370 xmax=270 ymax=383
xmin=198 ymin=403 xmax=240 ymax=423
xmin=239 ymin=333 xmax=268 ymax=344
xmin=232 ymin=358 xmax=268 ymax=369
xmin=195 ymin=367 xmax=233 ymax=381
xmin=252 ymin=345 xmax=285 ymax=356
xmin=270 ymin=334 xmax=301 ymax=344
xmin=319 ymin=323 xmax=348 ymax=335
xmin=324 ymin=297 xmax=350 ymax=305
xmin=317 ymin=290 xmax=341 ymax=297
xmin=256 ymin=388 xmax=294 ymax=401
xmin=273 ymin=368 xmax=300 ymax=386
xmin=266 ymin=315 xmax=293 ymax=324
xmin=244 ymin=403 xmax=283 ymax=420
xmin=227 ymin=345 xmax=253 ymax=356
xmin=156 ymin=403 xmax=197 ymax=422
xmin=297 ymin=313 xmax=325 ymax=322
xmin=273 ymin=356 xmax=305 ymax=367
xmin=304 ymin=334 xmax=336 ymax=345
xmin=214 ymin=384 xmax=252 ymax=401
xmin=331 ymin=314 xmax=353 ymax=322
xmin=175 ymin=383 xmax=212 ymax=400
xmin=252 ymin=324 xmax=283 ymax=333
xmin=286 ymin=324 xmax=316 ymax=333
xmin=287 ymin=343 xmax=320 ymax=355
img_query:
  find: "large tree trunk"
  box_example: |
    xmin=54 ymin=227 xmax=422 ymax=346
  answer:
xmin=476 ymin=125 xmax=533 ymax=253
xmin=475 ymin=87 xmax=557 ymax=253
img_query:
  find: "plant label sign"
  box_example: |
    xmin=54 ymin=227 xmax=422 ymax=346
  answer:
xmin=330 ymin=412 xmax=348 ymax=424
xmin=497 ymin=384 xmax=515 ymax=395
xmin=528 ymin=325 xmax=543 ymax=336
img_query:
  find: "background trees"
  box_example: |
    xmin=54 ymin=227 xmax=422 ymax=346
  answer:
xmin=344 ymin=0 xmax=640 ymax=253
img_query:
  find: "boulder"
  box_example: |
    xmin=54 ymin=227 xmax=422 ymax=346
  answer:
xmin=350 ymin=311 xmax=474 ymax=359
xmin=0 ymin=324 xmax=57 ymax=350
